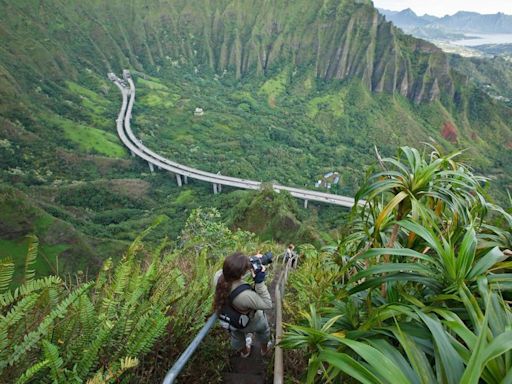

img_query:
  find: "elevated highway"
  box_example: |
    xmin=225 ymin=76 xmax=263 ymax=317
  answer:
xmin=110 ymin=70 xmax=358 ymax=208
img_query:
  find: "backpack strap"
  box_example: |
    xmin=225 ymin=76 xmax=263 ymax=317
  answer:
xmin=229 ymin=283 xmax=252 ymax=302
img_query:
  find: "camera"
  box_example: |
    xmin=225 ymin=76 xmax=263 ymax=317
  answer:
xmin=249 ymin=252 xmax=273 ymax=273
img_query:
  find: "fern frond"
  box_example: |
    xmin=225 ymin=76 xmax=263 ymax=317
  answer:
xmin=42 ymin=340 xmax=63 ymax=382
xmin=24 ymin=235 xmax=38 ymax=284
xmin=6 ymin=282 xmax=92 ymax=367
xmin=78 ymin=294 xmax=96 ymax=340
xmin=14 ymin=359 xmax=50 ymax=384
xmin=0 ymin=257 xmax=14 ymax=293
xmin=0 ymin=292 xmax=40 ymax=364
xmin=101 ymin=257 xmax=135 ymax=319
xmin=153 ymin=236 xmax=169 ymax=262
xmin=119 ymin=356 xmax=139 ymax=370
xmin=76 ymin=325 xmax=112 ymax=379
xmin=86 ymin=356 xmax=139 ymax=384
xmin=0 ymin=276 xmax=62 ymax=308
xmin=24 ymin=235 xmax=39 ymax=283
xmin=85 ymin=370 xmax=105 ymax=384
xmin=126 ymin=311 xmax=168 ymax=356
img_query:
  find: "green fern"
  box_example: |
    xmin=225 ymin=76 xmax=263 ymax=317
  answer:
xmin=24 ymin=235 xmax=38 ymax=284
xmin=42 ymin=340 xmax=63 ymax=382
xmin=126 ymin=311 xmax=169 ymax=356
xmin=0 ymin=293 xmax=40 ymax=366
xmin=0 ymin=275 xmax=62 ymax=308
xmin=101 ymin=259 xmax=133 ymax=319
xmin=0 ymin=257 xmax=14 ymax=293
xmin=6 ymin=282 xmax=92 ymax=368
xmin=76 ymin=295 xmax=96 ymax=348
xmin=76 ymin=325 xmax=112 ymax=378
xmin=14 ymin=359 xmax=50 ymax=384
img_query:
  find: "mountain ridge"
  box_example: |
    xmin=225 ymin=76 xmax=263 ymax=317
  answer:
xmin=0 ymin=0 xmax=468 ymax=104
xmin=379 ymin=7 xmax=512 ymax=34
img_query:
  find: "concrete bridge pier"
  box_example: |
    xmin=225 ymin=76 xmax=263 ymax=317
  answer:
xmin=218 ymin=184 xmax=222 ymax=193
xmin=304 ymin=199 xmax=308 ymax=209
xmin=176 ymin=174 xmax=183 ymax=187
xmin=184 ymin=176 xmax=188 ymax=185
xmin=130 ymin=150 xmax=135 ymax=157
xmin=213 ymin=184 xmax=219 ymax=194
xmin=148 ymin=162 xmax=154 ymax=173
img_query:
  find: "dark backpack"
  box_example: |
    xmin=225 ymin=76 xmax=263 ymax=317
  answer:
xmin=218 ymin=283 xmax=253 ymax=330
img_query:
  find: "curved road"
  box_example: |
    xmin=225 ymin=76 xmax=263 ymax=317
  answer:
xmin=110 ymin=70 xmax=358 ymax=208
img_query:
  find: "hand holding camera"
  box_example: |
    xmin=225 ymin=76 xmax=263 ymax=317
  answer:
xmin=250 ymin=251 xmax=273 ymax=283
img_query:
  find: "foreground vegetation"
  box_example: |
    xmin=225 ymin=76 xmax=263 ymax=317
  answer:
xmin=282 ymin=146 xmax=512 ymax=383
xmin=0 ymin=208 xmax=279 ymax=383
xmin=2 ymin=145 xmax=511 ymax=383
xmin=1 ymin=0 xmax=512 ymax=279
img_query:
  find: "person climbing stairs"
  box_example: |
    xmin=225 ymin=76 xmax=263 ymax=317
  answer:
xmin=222 ymin=265 xmax=282 ymax=384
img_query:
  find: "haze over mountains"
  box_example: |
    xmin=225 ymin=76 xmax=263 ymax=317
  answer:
xmin=379 ymin=8 xmax=512 ymax=42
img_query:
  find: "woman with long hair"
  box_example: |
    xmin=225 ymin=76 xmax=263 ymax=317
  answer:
xmin=213 ymin=252 xmax=272 ymax=357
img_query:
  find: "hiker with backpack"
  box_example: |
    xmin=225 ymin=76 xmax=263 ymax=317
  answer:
xmin=213 ymin=252 xmax=272 ymax=358
xmin=283 ymin=243 xmax=298 ymax=268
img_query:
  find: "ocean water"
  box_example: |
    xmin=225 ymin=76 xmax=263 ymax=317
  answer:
xmin=451 ymin=33 xmax=512 ymax=46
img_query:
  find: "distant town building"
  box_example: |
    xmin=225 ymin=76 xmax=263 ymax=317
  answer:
xmin=315 ymin=171 xmax=340 ymax=189
xmin=194 ymin=107 xmax=204 ymax=116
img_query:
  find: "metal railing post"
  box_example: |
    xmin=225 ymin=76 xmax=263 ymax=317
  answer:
xmin=273 ymin=261 xmax=291 ymax=384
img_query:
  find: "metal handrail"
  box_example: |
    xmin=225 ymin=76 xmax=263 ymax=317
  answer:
xmin=273 ymin=260 xmax=292 ymax=384
xmin=162 ymin=262 xmax=293 ymax=384
xmin=162 ymin=313 xmax=218 ymax=384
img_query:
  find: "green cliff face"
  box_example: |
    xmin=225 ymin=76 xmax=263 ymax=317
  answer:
xmin=0 ymin=0 xmax=463 ymax=103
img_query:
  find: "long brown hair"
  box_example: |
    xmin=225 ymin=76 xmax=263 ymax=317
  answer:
xmin=213 ymin=252 xmax=250 ymax=312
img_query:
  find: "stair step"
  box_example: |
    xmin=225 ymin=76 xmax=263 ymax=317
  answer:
xmin=229 ymin=356 xmax=266 ymax=375
xmin=222 ymin=372 xmax=265 ymax=384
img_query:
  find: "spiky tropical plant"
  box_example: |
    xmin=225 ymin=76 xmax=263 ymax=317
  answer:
xmin=282 ymin=145 xmax=512 ymax=383
xmin=355 ymin=146 xmax=488 ymax=249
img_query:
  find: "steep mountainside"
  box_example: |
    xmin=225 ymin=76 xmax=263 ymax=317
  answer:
xmin=1 ymin=0 xmax=512 ymax=275
xmin=1 ymin=0 xmax=467 ymax=104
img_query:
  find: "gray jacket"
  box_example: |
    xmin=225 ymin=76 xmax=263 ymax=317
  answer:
xmin=213 ymin=270 xmax=273 ymax=318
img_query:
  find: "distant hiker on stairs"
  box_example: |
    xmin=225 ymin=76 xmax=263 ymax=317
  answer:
xmin=283 ymin=243 xmax=298 ymax=268
xmin=213 ymin=252 xmax=273 ymax=358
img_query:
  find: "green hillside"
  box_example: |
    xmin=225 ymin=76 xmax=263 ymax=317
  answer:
xmin=0 ymin=0 xmax=511 ymax=282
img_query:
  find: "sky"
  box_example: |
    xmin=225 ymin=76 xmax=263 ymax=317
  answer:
xmin=372 ymin=0 xmax=512 ymax=17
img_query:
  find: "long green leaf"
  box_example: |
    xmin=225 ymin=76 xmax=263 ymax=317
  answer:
xmin=468 ymin=247 xmax=504 ymax=280
xmin=349 ymin=263 xmax=434 ymax=283
xmin=332 ymin=337 xmax=412 ymax=384
xmin=318 ymin=349 xmax=386 ymax=384
xmin=392 ymin=325 xmax=437 ymax=384
xmin=417 ymin=311 xmax=465 ymax=384
xmin=457 ymin=227 xmax=477 ymax=280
